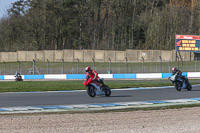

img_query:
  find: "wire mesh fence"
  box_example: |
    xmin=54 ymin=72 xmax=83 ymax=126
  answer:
xmin=0 ymin=59 xmax=199 ymax=75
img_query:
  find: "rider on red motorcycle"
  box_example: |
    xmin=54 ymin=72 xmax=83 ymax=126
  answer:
xmin=85 ymin=67 xmax=104 ymax=87
xmin=84 ymin=67 xmax=111 ymax=97
xmin=15 ymin=71 xmax=23 ymax=81
xmin=85 ymin=66 xmax=99 ymax=81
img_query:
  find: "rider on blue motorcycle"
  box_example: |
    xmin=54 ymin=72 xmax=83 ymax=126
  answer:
xmin=172 ymin=67 xmax=182 ymax=76
xmin=171 ymin=67 xmax=186 ymax=82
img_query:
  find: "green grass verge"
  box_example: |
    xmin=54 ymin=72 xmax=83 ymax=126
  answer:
xmin=0 ymin=80 xmax=199 ymax=92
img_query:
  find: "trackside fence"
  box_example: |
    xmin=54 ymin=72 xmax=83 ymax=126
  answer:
xmin=0 ymin=60 xmax=199 ymax=75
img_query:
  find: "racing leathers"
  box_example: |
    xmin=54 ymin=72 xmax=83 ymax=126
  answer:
xmin=172 ymin=69 xmax=186 ymax=83
xmin=86 ymin=70 xmax=104 ymax=87
xmin=86 ymin=70 xmax=99 ymax=81
xmin=172 ymin=69 xmax=182 ymax=76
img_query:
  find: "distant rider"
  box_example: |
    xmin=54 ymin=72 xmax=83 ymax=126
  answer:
xmin=15 ymin=72 xmax=21 ymax=78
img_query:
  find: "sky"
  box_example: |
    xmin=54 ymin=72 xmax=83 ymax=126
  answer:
xmin=0 ymin=0 xmax=18 ymax=18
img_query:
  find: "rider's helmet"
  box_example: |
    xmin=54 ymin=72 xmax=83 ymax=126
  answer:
xmin=85 ymin=66 xmax=91 ymax=72
xmin=172 ymin=67 xmax=177 ymax=72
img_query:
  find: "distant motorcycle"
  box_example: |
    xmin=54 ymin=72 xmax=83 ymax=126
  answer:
xmin=83 ymin=77 xmax=111 ymax=97
xmin=15 ymin=73 xmax=23 ymax=81
xmin=169 ymin=73 xmax=192 ymax=91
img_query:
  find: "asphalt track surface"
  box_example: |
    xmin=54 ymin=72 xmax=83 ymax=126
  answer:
xmin=0 ymin=85 xmax=200 ymax=108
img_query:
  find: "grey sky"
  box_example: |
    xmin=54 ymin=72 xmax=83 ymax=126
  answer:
xmin=0 ymin=0 xmax=18 ymax=18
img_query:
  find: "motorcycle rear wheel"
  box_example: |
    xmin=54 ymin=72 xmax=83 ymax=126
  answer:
xmin=187 ymin=83 xmax=192 ymax=91
xmin=103 ymin=85 xmax=111 ymax=97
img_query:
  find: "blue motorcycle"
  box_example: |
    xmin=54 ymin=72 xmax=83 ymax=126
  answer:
xmin=169 ymin=73 xmax=192 ymax=91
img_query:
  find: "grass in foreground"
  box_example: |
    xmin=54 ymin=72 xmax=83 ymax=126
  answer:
xmin=0 ymin=80 xmax=199 ymax=92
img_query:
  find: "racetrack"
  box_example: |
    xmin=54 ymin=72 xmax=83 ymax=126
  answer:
xmin=1 ymin=85 xmax=200 ymax=132
xmin=0 ymin=85 xmax=200 ymax=108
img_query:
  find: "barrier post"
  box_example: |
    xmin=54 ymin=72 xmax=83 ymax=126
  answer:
xmin=92 ymin=58 xmax=95 ymax=70
xmin=159 ymin=56 xmax=162 ymax=73
xmin=176 ymin=56 xmax=179 ymax=69
xmin=141 ymin=57 xmax=144 ymax=73
xmin=77 ymin=58 xmax=79 ymax=74
xmin=27 ymin=59 xmax=40 ymax=75
xmin=62 ymin=59 xmax=64 ymax=74
xmin=33 ymin=59 xmax=35 ymax=75
xmin=47 ymin=59 xmax=49 ymax=74
xmin=108 ymin=58 xmax=111 ymax=74
xmin=125 ymin=57 xmax=128 ymax=73
xmin=17 ymin=60 xmax=21 ymax=74
xmin=3 ymin=62 xmax=6 ymax=75
xmin=195 ymin=57 xmax=197 ymax=72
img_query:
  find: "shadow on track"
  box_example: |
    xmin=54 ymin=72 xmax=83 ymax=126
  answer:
xmin=93 ymin=95 xmax=132 ymax=98
xmin=109 ymin=95 xmax=132 ymax=98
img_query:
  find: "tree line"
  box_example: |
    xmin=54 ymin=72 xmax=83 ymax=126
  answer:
xmin=0 ymin=0 xmax=199 ymax=52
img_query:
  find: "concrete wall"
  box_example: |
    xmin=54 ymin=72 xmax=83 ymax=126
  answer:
xmin=74 ymin=50 xmax=83 ymax=62
xmin=9 ymin=52 xmax=18 ymax=62
xmin=0 ymin=52 xmax=10 ymax=62
xmin=17 ymin=51 xmax=27 ymax=61
xmin=150 ymin=50 xmax=161 ymax=62
xmin=116 ymin=51 xmax=126 ymax=62
xmin=0 ymin=50 xmax=195 ymax=62
xmin=35 ymin=51 xmax=44 ymax=61
xmin=105 ymin=51 xmax=116 ymax=62
xmin=27 ymin=51 xmax=35 ymax=61
xmin=138 ymin=50 xmax=150 ymax=62
xmin=161 ymin=50 xmax=172 ymax=62
xmin=63 ymin=50 xmax=73 ymax=62
xmin=54 ymin=50 xmax=63 ymax=62
xmin=83 ymin=50 xmax=94 ymax=62
xmin=44 ymin=50 xmax=54 ymax=62
xmin=94 ymin=50 xmax=104 ymax=62
xmin=126 ymin=50 xmax=138 ymax=62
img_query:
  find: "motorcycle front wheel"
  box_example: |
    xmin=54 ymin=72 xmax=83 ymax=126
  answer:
xmin=175 ymin=81 xmax=182 ymax=91
xmin=86 ymin=85 xmax=96 ymax=97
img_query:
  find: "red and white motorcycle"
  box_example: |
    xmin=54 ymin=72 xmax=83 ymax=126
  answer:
xmin=15 ymin=73 xmax=23 ymax=81
xmin=83 ymin=77 xmax=111 ymax=97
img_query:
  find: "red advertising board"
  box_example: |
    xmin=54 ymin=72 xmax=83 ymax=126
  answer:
xmin=176 ymin=35 xmax=200 ymax=52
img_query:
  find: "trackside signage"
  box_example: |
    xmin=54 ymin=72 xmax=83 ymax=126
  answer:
xmin=176 ymin=35 xmax=200 ymax=52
